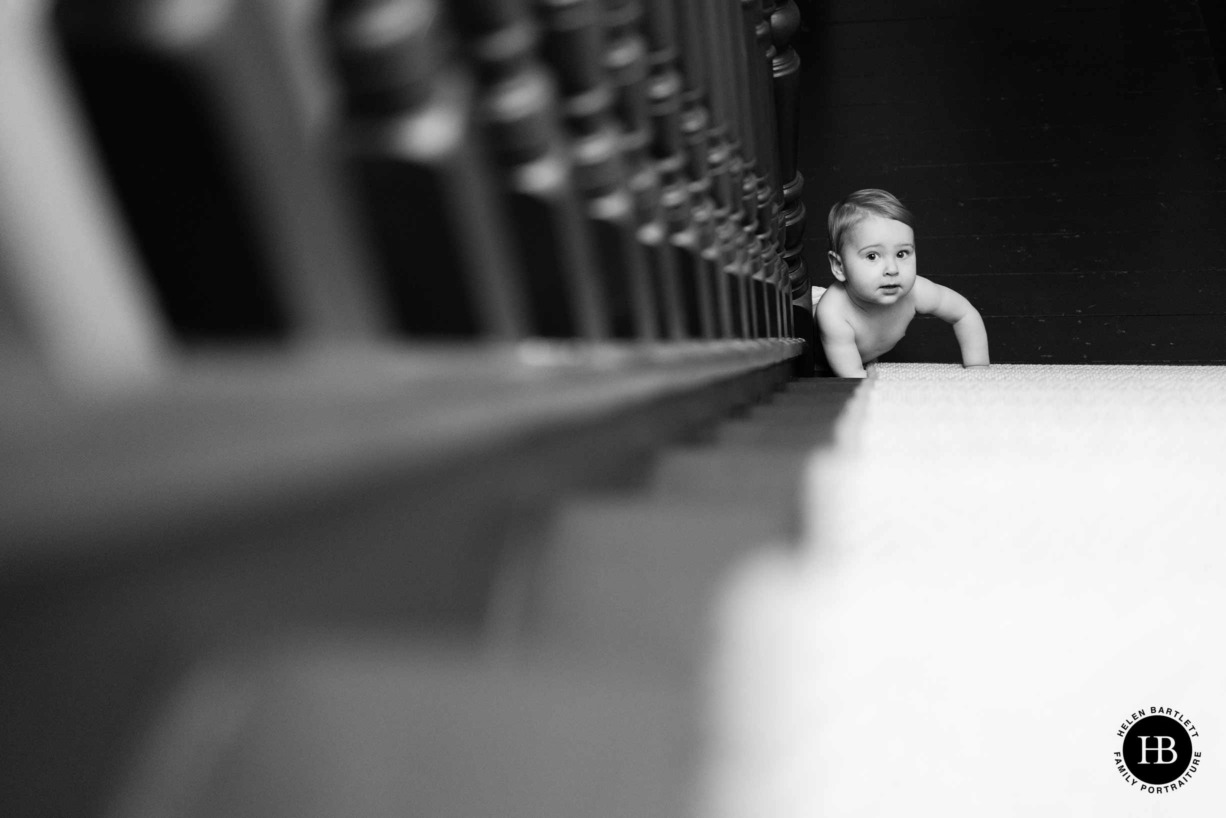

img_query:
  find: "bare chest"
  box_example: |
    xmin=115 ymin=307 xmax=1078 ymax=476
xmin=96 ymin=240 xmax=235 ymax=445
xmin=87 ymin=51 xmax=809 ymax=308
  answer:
xmin=850 ymin=303 xmax=916 ymax=362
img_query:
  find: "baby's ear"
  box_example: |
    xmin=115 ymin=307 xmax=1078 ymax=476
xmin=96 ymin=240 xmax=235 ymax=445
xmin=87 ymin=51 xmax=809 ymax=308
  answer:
xmin=827 ymin=250 xmax=846 ymax=282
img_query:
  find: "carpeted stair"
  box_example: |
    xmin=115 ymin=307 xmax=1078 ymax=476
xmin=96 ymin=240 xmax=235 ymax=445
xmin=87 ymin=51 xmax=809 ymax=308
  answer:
xmin=704 ymin=363 xmax=1226 ymax=817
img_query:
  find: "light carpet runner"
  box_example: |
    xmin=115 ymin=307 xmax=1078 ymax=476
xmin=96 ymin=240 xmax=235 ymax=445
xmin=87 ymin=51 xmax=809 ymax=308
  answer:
xmin=702 ymin=363 xmax=1226 ymax=817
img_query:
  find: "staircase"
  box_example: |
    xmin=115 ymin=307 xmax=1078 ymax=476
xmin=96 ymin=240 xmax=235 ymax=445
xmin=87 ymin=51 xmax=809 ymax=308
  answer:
xmin=13 ymin=361 xmax=1226 ymax=816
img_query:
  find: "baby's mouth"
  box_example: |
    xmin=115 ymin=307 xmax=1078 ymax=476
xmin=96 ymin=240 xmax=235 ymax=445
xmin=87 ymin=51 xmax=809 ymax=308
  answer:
xmin=880 ymin=283 xmax=901 ymax=292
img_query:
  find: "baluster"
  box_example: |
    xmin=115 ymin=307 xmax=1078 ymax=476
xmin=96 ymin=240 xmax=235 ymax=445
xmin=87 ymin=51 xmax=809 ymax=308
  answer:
xmin=673 ymin=0 xmax=741 ymax=340
xmin=601 ymin=0 xmax=650 ymax=165
xmin=663 ymin=187 xmax=719 ymax=341
xmin=664 ymin=0 xmax=736 ymax=339
xmin=720 ymin=228 xmax=754 ymax=340
xmin=688 ymin=197 xmax=726 ymax=341
xmin=635 ymin=200 xmax=687 ymax=341
xmin=698 ymin=0 xmax=754 ymax=339
xmin=718 ymin=0 xmax=769 ymax=338
xmin=768 ymin=0 xmax=804 ymax=187
xmin=600 ymin=0 xmax=674 ymax=342
xmin=769 ymin=0 xmax=810 ymax=348
xmin=667 ymin=1 xmax=711 ymax=209
xmin=54 ymin=0 xmax=388 ymax=342
xmin=714 ymin=0 xmax=751 ymax=340
xmin=743 ymin=0 xmax=788 ymax=337
xmin=773 ymin=253 xmax=787 ymax=336
xmin=641 ymin=2 xmax=718 ymax=339
xmin=1 ymin=1 xmax=166 ymax=389
xmin=635 ymin=3 xmax=687 ymax=339
xmin=716 ymin=0 xmax=768 ymax=339
xmin=451 ymin=0 xmax=610 ymax=339
xmin=757 ymin=2 xmax=790 ymax=341
xmin=744 ymin=1 xmax=783 ymax=201
xmin=328 ymin=0 xmax=531 ymax=339
xmin=534 ymin=0 xmax=656 ymax=340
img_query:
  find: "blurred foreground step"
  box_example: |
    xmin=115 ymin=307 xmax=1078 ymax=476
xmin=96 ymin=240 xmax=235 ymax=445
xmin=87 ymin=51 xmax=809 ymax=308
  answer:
xmin=768 ymin=382 xmax=864 ymax=405
xmin=515 ymin=496 xmax=782 ymax=676
xmin=782 ymin=377 xmax=864 ymax=392
xmin=648 ymin=445 xmax=817 ymax=534
xmin=713 ymin=407 xmax=847 ymax=447
xmin=738 ymin=403 xmax=857 ymax=431
xmin=110 ymin=641 xmax=689 ymax=818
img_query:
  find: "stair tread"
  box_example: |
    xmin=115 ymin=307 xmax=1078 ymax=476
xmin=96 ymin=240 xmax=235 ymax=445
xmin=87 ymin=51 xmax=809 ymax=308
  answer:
xmin=119 ymin=644 xmax=688 ymax=818
xmin=523 ymin=498 xmax=785 ymax=672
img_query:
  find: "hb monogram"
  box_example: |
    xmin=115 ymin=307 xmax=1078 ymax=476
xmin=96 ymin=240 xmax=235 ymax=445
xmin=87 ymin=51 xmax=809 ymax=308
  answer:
xmin=1137 ymin=736 xmax=1178 ymax=765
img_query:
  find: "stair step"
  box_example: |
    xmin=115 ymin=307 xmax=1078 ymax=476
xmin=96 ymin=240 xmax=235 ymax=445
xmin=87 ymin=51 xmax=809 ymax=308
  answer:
xmin=743 ymin=403 xmax=852 ymax=425
xmin=651 ymin=447 xmax=811 ymax=495
xmin=714 ymin=413 xmax=845 ymax=448
xmin=112 ymin=643 xmax=688 ymax=818
xmin=765 ymin=389 xmax=860 ymax=408
xmin=522 ymin=497 xmax=783 ymax=674
xmin=781 ymin=378 xmax=863 ymax=393
xmin=647 ymin=448 xmax=810 ymax=533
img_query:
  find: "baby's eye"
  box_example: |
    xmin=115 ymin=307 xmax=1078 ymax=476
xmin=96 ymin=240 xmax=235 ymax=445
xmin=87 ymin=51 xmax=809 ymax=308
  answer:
xmin=897 ymin=249 xmax=911 ymax=258
xmin=865 ymin=252 xmax=878 ymax=261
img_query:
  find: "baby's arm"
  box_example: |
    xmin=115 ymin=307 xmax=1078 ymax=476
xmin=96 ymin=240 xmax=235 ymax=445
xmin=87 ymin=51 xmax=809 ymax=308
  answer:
xmin=816 ymin=307 xmax=867 ymax=378
xmin=912 ymin=277 xmax=990 ymax=368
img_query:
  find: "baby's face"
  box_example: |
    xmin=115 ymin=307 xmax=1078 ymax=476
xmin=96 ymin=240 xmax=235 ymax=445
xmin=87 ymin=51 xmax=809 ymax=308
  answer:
xmin=830 ymin=215 xmax=917 ymax=307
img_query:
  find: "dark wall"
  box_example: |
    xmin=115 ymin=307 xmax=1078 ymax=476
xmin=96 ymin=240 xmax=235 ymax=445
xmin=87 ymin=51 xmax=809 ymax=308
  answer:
xmin=1197 ymin=0 xmax=1226 ymax=86
xmin=794 ymin=0 xmax=1226 ymax=365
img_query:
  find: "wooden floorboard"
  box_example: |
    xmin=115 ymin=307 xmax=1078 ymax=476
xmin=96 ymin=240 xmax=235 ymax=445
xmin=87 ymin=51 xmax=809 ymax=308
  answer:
xmin=796 ymin=0 xmax=1226 ymax=363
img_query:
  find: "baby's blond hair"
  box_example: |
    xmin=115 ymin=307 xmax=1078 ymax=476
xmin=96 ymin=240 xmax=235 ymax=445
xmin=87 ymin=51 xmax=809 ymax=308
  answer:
xmin=827 ymin=189 xmax=914 ymax=253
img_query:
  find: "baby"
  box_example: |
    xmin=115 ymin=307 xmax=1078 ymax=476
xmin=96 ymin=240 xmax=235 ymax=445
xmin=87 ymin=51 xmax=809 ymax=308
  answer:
xmin=813 ymin=189 xmax=989 ymax=378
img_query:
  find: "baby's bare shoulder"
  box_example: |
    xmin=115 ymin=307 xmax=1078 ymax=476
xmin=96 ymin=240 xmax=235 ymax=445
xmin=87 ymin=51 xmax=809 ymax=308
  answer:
xmin=814 ymin=284 xmax=853 ymax=330
xmin=815 ymin=282 xmax=849 ymax=315
xmin=909 ymin=276 xmax=942 ymax=311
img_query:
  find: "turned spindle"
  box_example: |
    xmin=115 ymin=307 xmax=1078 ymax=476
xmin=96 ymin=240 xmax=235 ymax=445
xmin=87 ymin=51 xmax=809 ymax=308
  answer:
xmin=329 ymin=0 xmax=532 ymax=338
xmin=535 ymin=0 xmax=657 ymax=340
xmin=452 ymin=0 xmax=611 ymax=339
xmin=56 ymin=0 xmax=389 ymax=341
